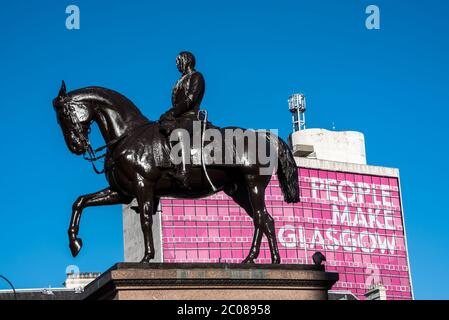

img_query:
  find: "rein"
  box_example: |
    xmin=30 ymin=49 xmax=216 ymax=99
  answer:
xmin=63 ymin=101 xmax=149 ymax=175
xmin=82 ymin=136 xmax=123 ymax=174
xmin=82 ymin=123 xmax=152 ymax=174
xmin=67 ymin=109 xmax=110 ymax=175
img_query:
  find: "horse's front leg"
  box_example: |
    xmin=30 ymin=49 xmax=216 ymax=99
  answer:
xmin=68 ymin=187 xmax=131 ymax=257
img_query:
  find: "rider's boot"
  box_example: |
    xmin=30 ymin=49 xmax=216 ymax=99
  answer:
xmin=176 ymin=166 xmax=191 ymax=189
xmin=172 ymin=130 xmax=192 ymax=190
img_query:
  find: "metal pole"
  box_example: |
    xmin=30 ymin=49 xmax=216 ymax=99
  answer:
xmin=0 ymin=274 xmax=17 ymax=300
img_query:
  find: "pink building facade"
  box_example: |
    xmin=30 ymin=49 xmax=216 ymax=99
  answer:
xmin=123 ymin=159 xmax=413 ymax=300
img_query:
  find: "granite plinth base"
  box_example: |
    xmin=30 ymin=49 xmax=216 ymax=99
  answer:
xmin=82 ymin=263 xmax=339 ymax=300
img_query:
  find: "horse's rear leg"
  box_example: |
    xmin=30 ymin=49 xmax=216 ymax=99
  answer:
xmin=245 ymin=175 xmax=281 ymax=264
xmin=225 ymin=183 xmax=263 ymax=264
xmin=261 ymin=210 xmax=280 ymax=264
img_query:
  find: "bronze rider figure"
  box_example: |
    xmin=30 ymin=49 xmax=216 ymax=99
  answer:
xmin=158 ymin=51 xmax=205 ymax=187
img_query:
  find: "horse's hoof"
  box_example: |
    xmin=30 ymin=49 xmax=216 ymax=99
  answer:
xmin=140 ymin=254 xmax=154 ymax=264
xmin=69 ymin=238 xmax=83 ymax=257
xmin=242 ymin=257 xmax=256 ymax=264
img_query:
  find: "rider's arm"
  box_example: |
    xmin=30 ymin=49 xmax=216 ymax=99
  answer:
xmin=159 ymin=109 xmax=175 ymax=121
xmin=172 ymin=72 xmax=205 ymax=117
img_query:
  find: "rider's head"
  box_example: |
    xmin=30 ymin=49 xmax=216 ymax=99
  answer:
xmin=176 ymin=51 xmax=196 ymax=74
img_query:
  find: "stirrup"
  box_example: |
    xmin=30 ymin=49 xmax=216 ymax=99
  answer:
xmin=197 ymin=109 xmax=217 ymax=192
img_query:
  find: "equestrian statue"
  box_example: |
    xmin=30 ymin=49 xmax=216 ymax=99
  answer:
xmin=53 ymin=52 xmax=300 ymax=264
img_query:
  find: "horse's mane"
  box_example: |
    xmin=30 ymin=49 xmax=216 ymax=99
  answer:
xmin=67 ymin=86 xmax=147 ymax=119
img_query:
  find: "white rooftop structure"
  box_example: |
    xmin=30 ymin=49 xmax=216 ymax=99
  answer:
xmin=287 ymin=93 xmax=367 ymax=165
xmin=290 ymin=128 xmax=367 ymax=165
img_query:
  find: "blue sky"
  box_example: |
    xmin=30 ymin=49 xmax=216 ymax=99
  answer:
xmin=0 ymin=0 xmax=448 ymax=299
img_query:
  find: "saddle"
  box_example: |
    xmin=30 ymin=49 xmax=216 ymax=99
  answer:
xmin=152 ymin=115 xmax=217 ymax=169
xmin=153 ymin=111 xmax=272 ymax=171
xmin=158 ymin=129 xmax=270 ymax=171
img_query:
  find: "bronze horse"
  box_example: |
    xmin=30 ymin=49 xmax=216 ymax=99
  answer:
xmin=53 ymin=81 xmax=299 ymax=264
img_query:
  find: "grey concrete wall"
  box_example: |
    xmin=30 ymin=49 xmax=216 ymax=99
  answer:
xmin=123 ymin=199 xmax=163 ymax=262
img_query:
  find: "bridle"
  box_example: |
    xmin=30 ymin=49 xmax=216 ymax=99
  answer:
xmin=63 ymin=100 xmax=123 ymax=175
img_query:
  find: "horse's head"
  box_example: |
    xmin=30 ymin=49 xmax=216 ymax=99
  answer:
xmin=53 ymin=81 xmax=93 ymax=155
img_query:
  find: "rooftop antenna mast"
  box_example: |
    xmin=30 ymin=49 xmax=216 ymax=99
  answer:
xmin=288 ymin=93 xmax=306 ymax=132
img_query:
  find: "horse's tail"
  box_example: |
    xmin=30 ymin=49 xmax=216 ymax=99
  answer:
xmin=276 ymin=137 xmax=300 ymax=203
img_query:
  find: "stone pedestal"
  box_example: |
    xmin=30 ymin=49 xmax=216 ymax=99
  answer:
xmin=82 ymin=263 xmax=339 ymax=300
